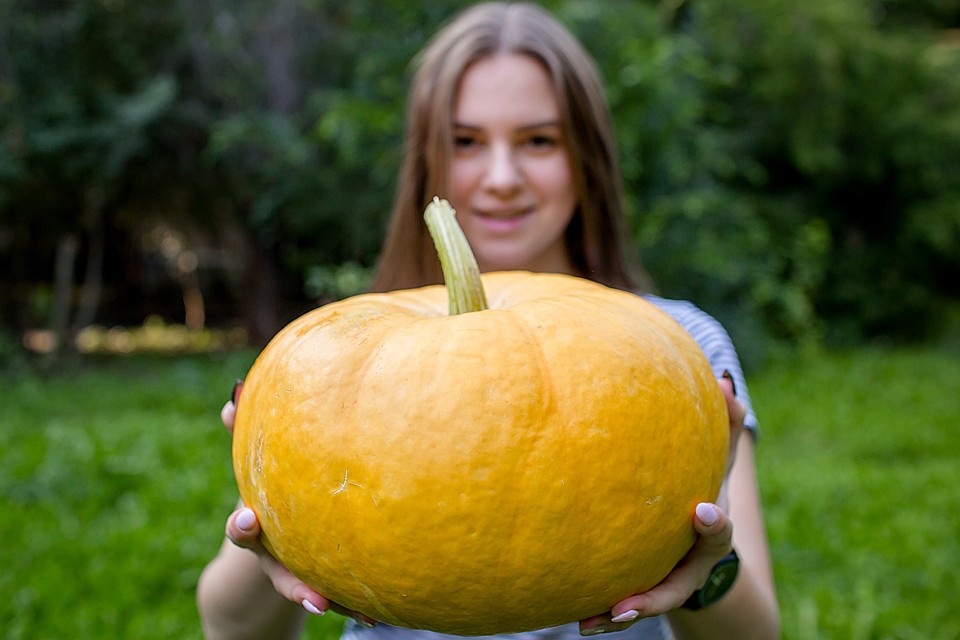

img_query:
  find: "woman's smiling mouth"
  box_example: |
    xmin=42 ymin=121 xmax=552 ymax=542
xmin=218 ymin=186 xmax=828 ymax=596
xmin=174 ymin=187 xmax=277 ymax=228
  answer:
xmin=472 ymin=206 xmax=533 ymax=232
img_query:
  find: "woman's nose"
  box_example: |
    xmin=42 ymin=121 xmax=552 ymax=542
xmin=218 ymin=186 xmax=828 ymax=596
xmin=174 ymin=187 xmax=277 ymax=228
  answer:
xmin=481 ymin=143 xmax=522 ymax=194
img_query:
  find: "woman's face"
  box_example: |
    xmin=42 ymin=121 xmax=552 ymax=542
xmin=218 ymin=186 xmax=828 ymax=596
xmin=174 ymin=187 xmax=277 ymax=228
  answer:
xmin=448 ymin=53 xmax=578 ymax=275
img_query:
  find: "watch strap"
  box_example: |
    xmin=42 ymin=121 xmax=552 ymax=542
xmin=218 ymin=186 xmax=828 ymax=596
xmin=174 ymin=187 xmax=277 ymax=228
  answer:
xmin=681 ymin=549 xmax=740 ymax=611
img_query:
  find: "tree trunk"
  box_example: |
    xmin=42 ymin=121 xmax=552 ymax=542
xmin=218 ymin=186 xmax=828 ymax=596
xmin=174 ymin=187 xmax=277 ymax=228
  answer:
xmin=181 ymin=267 xmax=206 ymax=330
xmin=50 ymin=234 xmax=79 ymax=355
xmin=241 ymin=231 xmax=282 ymax=346
xmin=71 ymin=201 xmax=105 ymax=335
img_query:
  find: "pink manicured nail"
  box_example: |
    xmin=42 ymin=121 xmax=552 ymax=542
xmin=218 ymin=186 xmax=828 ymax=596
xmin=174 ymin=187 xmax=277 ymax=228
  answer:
xmin=302 ymin=599 xmax=324 ymax=615
xmin=696 ymin=502 xmax=719 ymax=526
xmin=610 ymin=610 xmax=639 ymax=623
xmin=236 ymin=508 xmax=257 ymax=531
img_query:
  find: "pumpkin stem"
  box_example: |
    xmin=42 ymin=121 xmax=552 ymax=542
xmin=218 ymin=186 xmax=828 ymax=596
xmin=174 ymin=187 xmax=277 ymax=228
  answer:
xmin=424 ymin=197 xmax=489 ymax=315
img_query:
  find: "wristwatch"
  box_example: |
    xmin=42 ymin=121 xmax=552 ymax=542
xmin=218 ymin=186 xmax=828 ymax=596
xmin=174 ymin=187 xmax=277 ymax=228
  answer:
xmin=681 ymin=550 xmax=740 ymax=610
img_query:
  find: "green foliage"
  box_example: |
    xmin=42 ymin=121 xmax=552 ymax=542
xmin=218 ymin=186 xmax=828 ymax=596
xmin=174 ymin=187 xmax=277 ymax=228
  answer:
xmin=567 ymin=0 xmax=960 ymax=356
xmin=1 ymin=348 xmax=958 ymax=638
xmin=304 ymin=261 xmax=374 ymax=303
xmin=688 ymin=0 xmax=960 ymax=345
xmin=1 ymin=0 xmax=959 ymax=350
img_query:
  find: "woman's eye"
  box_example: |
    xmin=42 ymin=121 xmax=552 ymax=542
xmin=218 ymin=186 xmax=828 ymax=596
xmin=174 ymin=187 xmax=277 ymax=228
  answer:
xmin=454 ymin=134 xmax=480 ymax=148
xmin=526 ymin=134 xmax=559 ymax=150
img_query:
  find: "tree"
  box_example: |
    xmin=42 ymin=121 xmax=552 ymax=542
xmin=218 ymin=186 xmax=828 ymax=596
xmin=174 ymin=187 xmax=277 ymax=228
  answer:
xmin=0 ymin=1 xmax=186 ymax=358
xmin=2 ymin=0 xmax=958 ymax=363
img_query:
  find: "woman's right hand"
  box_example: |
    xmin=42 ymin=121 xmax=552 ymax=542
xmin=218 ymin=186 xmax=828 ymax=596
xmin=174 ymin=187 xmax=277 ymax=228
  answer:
xmin=221 ymin=384 xmax=378 ymax=628
xmin=224 ymin=504 xmax=378 ymax=627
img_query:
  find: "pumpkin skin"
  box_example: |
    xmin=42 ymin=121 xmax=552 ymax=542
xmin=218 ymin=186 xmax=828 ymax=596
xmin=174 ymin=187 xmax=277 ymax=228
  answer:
xmin=232 ymin=271 xmax=728 ymax=635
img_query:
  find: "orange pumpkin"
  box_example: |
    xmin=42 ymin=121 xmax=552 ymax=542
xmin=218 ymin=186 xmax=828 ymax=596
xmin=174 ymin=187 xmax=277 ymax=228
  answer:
xmin=232 ymin=198 xmax=728 ymax=635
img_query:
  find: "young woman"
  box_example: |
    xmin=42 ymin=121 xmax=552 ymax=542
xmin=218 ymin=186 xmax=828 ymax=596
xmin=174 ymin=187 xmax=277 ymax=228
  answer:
xmin=197 ymin=3 xmax=780 ymax=639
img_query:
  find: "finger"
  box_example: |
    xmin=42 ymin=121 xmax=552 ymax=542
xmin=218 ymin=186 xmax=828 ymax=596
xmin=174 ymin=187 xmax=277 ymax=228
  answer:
xmin=718 ymin=375 xmax=747 ymax=428
xmin=221 ymin=378 xmax=376 ymax=627
xmin=601 ymin=504 xmax=734 ymax=622
xmin=611 ymin=545 xmax=723 ymax=617
xmin=693 ymin=502 xmax=733 ymax=548
xmin=225 ymin=507 xmax=261 ymax=549
xmin=274 ymin=568 xmax=377 ymax=628
xmin=324 ymin=601 xmax=379 ymax=628
xmin=223 ymin=507 xmax=380 ymax=627
xmin=220 ymin=401 xmax=237 ymax=435
xmin=578 ymin=610 xmax=637 ymax=636
xmin=220 ymin=379 xmax=243 ymax=435
xmin=265 ymin=558 xmax=332 ymax=615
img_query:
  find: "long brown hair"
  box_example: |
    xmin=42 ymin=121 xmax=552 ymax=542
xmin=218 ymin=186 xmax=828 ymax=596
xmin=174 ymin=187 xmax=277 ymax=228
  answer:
xmin=370 ymin=2 xmax=653 ymax=293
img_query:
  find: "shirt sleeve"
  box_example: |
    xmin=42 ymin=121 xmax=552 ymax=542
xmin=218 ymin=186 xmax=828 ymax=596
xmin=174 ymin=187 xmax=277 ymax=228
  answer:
xmin=641 ymin=295 xmax=760 ymax=439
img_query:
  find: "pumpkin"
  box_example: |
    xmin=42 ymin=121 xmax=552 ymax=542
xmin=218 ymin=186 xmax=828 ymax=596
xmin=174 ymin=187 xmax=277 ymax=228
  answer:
xmin=232 ymin=198 xmax=728 ymax=635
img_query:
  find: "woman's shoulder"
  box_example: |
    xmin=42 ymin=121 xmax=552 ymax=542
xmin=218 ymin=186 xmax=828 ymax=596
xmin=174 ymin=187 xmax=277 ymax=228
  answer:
xmin=639 ymin=294 xmax=731 ymax=343
xmin=638 ymin=292 xmax=739 ymax=372
xmin=639 ymin=293 xmax=759 ymax=433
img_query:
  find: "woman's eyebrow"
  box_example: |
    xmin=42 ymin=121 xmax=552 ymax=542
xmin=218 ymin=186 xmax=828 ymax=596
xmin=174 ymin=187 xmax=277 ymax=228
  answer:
xmin=518 ymin=120 xmax=562 ymax=131
xmin=452 ymin=120 xmax=562 ymax=131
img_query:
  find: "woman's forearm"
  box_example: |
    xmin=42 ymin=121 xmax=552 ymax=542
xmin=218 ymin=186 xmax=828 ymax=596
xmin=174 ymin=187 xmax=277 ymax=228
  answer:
xmin=666 ymin=561 xmax=781 ymax=640
xmin=197 ymin=539 xmax=307 ymax=640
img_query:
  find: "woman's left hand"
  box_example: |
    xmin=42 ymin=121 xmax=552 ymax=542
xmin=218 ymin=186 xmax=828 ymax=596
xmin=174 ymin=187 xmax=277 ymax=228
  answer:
xmin=577 ymin=374 xmax=746 ymax=635
xmin=578 ymin=501 xmax=734 ymax=634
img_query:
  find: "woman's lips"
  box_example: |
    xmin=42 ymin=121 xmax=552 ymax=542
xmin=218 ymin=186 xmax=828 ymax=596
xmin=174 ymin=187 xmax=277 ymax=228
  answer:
xmin=472 ymin=207 xmax=532 ymax=233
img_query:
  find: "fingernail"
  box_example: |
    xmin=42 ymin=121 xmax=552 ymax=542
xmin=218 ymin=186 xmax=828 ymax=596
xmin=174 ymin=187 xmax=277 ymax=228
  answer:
xmin=696 ymin=502 xmax=719 ymax=526
xmin=302 ymin=599 xmax=324 ymax=615
xmin=236 ymin=508 xmax=257 ymax=531
xmin=610 ymin=610 xmax=639 ymax=623
xmin=580 ymin=627 xmax=608 ymax=636
xmin=356 ymin=618 xmax=376 ymax=629
xmin=721 ymin=370 xmax=737 ymax=395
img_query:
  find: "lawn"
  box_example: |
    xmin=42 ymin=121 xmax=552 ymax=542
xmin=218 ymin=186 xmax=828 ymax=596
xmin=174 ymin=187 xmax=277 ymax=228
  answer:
xmin=1 ymin=345 xmax=957 ymax=639
xmin=751 ymin=347 xmax=960 ymax=639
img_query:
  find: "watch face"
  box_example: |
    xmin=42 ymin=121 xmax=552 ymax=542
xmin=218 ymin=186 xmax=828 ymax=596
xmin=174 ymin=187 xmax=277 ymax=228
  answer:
xmin=701 ymin=555 xmax=740 ymax=606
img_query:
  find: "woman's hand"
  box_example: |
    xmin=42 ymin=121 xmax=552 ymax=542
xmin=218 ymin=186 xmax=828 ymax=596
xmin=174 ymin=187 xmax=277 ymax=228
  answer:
xmin=225 ymin=504 xmax=378 ymax=627
xmin=577 ymin=373 xmax=746 ymax=635
xmin=219 ymin=379 xmax=244 ymax=436
xmin=578 ymin=502 xmax=734 ymax=635
xmin=220 ymin=381 xmax=378 ymax=628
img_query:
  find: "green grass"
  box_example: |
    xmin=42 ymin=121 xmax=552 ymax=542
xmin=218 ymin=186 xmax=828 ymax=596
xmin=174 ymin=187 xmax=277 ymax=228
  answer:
xmin=1 ymin=351 xmax=342 ymax=640
xmin=751 ymin=347 xmax=960 ymax=639
xmin=1 ymin=346 xmax=958 ymax=639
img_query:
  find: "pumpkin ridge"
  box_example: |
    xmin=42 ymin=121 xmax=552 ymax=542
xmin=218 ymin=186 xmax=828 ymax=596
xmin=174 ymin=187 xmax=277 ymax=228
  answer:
xmin=487 ymin=306 xmax=558 ymax=584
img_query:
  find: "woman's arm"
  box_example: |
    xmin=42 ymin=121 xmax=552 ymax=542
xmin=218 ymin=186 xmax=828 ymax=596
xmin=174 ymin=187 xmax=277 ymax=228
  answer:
xmin=664 ymin=434 xmax=780 ymax=640
xmin=197 ymin=522 xmax=309 ymax=640
xmin=579 ymin=378 xmax=780 ymax=639
xmin=197 ymin=398 xmax=377 ymax=639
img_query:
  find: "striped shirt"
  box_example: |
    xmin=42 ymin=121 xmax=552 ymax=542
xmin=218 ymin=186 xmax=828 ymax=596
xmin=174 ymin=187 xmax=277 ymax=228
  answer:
xmin=341 ymin=296 xmax=757 ymax=640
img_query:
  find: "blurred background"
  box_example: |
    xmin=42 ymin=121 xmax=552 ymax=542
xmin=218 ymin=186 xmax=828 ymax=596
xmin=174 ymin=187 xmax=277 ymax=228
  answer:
xmin=2 ymin=0 xmax=958 ymax=368
xmin=2 ymin=2 xmax=960 ymax=639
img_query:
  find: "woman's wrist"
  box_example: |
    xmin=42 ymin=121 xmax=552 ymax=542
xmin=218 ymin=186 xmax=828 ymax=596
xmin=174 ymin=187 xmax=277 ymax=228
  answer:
xmin=666 ymin=559 xmax=780 ymax=640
